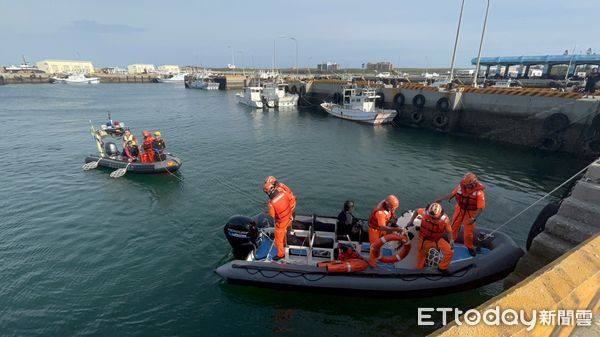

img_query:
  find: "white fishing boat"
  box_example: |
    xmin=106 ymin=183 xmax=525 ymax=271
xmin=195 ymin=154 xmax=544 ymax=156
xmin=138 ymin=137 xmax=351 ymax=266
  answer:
xmin=236 ymin=86 xmax=266 ymax=108
xmin=156 ymin=73 xmax=187 ymax=83
xmin=320 ymin=87 xmax=397 ymax=125
xmin=261 ymin=82 xmax=299 ymax=108
xmin=51 ymin=73 xmax=100 ymax=84
xmin=188 ymin=72 xmax=219 ymax=90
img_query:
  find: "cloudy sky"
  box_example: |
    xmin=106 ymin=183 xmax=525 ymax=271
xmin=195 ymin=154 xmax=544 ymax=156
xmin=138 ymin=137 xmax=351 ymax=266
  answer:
xmin=0 ymin=0 xmax=596 ymax=69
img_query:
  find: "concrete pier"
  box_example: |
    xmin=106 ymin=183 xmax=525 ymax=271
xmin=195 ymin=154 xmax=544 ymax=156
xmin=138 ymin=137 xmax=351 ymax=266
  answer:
xmin=504 ymin=158 xmax=600 ymax=288
xmin=304 ymin=80 xmax=600 ymax=157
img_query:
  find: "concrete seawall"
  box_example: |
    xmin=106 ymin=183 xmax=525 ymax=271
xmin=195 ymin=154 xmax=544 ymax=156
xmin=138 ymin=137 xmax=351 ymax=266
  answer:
xmin=304 ymin=80 xmax=600 ymax=157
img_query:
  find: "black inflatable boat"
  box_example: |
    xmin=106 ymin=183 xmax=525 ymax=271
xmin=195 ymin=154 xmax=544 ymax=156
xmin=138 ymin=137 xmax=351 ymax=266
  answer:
xmin=216 ymin=212 xmax=524 ymax=296
xmin=84 ymin=154 xmax=182 ymax=174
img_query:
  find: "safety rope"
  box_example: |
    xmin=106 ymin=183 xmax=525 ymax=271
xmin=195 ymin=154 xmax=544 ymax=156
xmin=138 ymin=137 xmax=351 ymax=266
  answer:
xmin=482 ymin=160 xmax=596 ymax=239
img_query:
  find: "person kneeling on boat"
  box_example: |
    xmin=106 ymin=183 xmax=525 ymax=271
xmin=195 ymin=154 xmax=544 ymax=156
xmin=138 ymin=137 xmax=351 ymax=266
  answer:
xmin=141 ymin=130 xmax=155 ymax=163
xmin=263 ymin=176 xmax=297 ymax=262
xmin=408 ymin=203 xmax=454 ymax=274
xmin=152 ymin=131 xmax=167 ymax=161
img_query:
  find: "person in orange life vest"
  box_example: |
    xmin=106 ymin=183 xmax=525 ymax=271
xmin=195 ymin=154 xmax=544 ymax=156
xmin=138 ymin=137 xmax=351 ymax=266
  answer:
xmin=367 ymin=195 xmax=403 ymax=246
xmin=141 ymin=130 xmax=155 ymax=163
xmin=264 ymin=176 xmax=296 ymax=261
xmin=408 ymin=203 xmax=454 ymax=273
xmin=435 ymin=172 xmax=485 ymax=256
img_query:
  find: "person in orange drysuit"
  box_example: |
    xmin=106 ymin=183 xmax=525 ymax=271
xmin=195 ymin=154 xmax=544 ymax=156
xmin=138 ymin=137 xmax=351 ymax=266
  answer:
xmin=264 ymin=176 xmax=296 ymax=261
xmin=408 ymin=203 xmax=454 ymax=273
xmin=436 ymin=172 xmax=485 ymax=256
xmin=141 ymin=130 xmax=155 ymax=163
xmin=367 ymin=195 xmax=403 ymax=246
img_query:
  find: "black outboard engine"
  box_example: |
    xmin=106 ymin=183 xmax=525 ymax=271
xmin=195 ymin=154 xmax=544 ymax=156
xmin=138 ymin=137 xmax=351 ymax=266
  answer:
xmin=224 ymin=214 xmax=274 ymax=259
xmin=104 ymin=142 xmax=119 ymax=157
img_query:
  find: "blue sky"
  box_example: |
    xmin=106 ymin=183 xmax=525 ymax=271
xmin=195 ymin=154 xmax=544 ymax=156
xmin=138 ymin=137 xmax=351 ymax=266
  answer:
xmin=0 ymin=0 xmax=597 ymax=69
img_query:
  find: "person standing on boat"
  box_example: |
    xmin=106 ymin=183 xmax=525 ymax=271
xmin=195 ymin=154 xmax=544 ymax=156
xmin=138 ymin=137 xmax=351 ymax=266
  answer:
xmin=367 ymin=195 xmax=402 ymax=246
xmin=141 ymin=130 xmax=155 ymax=162
xmin=152 ymin=131 xmax=166 ymax=161
xmin=408 ymin=203 xmax=454 ymax=273
xmin=264 ymin=176 xmax=297 ymax=261
xmin=436 ymin=172 xmax=485 ymax=256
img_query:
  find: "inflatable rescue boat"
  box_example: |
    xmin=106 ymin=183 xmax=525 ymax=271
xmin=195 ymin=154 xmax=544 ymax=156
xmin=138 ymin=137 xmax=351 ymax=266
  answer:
xmin=216 ymin=211 xmax=523 ymax=296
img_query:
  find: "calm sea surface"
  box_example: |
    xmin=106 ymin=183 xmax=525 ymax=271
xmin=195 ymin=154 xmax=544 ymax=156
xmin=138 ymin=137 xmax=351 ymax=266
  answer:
xmin=0 ymin=84 xmax=588 ymax=336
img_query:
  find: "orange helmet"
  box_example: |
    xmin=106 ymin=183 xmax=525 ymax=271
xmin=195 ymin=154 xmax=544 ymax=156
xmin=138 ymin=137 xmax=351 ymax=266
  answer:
xmin=143 ymin=130 xmax=150 ymax=137
xmin=263 ymin=176 xmax=277 ymax=194
xmin=427 ymin=202 xmax=443 ymax=218
xmin=385 ymin=195 xmax=400 ymax=210
xmin=462 ymin=172 xmax=477 ymax=185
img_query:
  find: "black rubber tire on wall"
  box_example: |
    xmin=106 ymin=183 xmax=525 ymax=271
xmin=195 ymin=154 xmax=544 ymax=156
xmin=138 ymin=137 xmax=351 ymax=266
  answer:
xmin=539 ymin=135 xmax=563 ymax=152
xmin=299 ymin=85 xmax=306 ymax=97
xmin=410 ymin=111 xmax=424 ymax=124
xmin=290 ymin=85 xmax=297 ymax=94
xmin=436 ymin=97 xmax=451 ymax=112
xmin=432 ymin=112 xmax=449 ymax=128
xmin=375 ymin=92 xmax=385 ymax=108
xmin=543 ymin=113 xmax=570 ymax=132
xmin=284 ymin=85 xmax=290 ymax=93
xmin=393 ymin=93 xmax=405 ymax=108
xmin=526 ymin=202 xmax=560 ymax=251
xmin=412 ymin=94 xmax=426 ymax=109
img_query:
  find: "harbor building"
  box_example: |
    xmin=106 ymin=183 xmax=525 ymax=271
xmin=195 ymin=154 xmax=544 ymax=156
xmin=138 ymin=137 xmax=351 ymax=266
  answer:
xmin=317 ymin=62 xmax=340 ymax=72
xmin=472 ymin=54 xmax=600 ymax=79
xmin=158 ymin=65 xmax=180 ymax=74
xmin=127 ymin=64 xmax=156 ymax=74
xmin=36 ymin=59 xmax=94 ymax=74
xmin=365 ymin=62 xmax=394 ymax=72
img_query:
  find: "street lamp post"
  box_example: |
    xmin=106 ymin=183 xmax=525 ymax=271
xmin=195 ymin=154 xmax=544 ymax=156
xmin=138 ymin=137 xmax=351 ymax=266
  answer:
xmin=449 ymin=0 xmax=465 ymax=84
xmin=473 ymin=0 xmax=491 ymax=88
xmin=289 ymin=37 xmax=298 ymax=76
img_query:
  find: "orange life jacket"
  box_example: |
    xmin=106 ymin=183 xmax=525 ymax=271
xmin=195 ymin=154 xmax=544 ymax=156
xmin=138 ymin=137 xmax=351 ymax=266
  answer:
xmin=143 ymin=136 xmax=154 ymax=152
xmin=368 ymin=201 xmax=394 ymax=230
xmin=419 ymin=213 xmax=449 ymax=241
xmin=268 ymin=189 xmax=294 ymax=223
xmin=455 ymin=182 xmax=485 ymax=211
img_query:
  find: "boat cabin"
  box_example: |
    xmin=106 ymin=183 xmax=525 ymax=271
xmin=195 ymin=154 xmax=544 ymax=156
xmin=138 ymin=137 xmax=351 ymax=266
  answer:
xmin=341 ymin=87 xmax=379 ymax=112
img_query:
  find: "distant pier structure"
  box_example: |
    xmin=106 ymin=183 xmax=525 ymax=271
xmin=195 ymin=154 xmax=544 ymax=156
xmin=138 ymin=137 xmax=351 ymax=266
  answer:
xmin=472 ymin=54 xmax=600 ymax=79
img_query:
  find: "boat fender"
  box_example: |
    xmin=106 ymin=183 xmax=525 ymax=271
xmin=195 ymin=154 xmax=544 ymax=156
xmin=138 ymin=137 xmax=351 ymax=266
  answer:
xmin=290 ymin=85 xmax=297 ymax=94
xmin=436 ymin=97 xmax=451 ymax=112
xmin=526 ymin=202 xmax=560 ymax=251
xmin=539 ymin=135 xmax=563 ymax=152
xmin=584 ymin=137 xmax=600 ymax=154
xmin=393 ymin=92 xmax=405 ymax=108
xmin=375 ymin=92 xmax=385 ymax=108
xmin=432 ymin=112 xmax=449 ymax=129
xmin=410 ymin=111 xmax=424 ymax=124
xmin=299 ymin=85 xmax=306 ymax=97
xmin=412 ymin=94 xmax=426 ymax=109
xmin=543 ymin=113 xmax=570 ymax=132
xmin=332 ymin=92 xmax=342 ymax=104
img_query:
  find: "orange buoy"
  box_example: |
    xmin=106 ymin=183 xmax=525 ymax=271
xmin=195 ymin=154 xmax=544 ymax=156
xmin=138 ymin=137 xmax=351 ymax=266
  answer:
xmin=369 ymin=233 xmax=411 ymax=267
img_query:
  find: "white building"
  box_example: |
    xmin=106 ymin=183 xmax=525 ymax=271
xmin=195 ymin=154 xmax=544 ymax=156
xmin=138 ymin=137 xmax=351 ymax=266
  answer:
xmin=36 ymin=60 xmax=95 ymax=74
xmin=158 ymin=65 xmax=180 ymax=74
xmin=127 ymin=64 xmax=156 ymax=74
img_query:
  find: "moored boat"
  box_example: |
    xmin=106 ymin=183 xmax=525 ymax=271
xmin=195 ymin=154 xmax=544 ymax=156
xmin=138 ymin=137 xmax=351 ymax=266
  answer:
xmin=51 ymin=73 xmax=100 ymax=84
xmin=156 ymin=73 xmax=187 ymax=83
xmin=320 ymin=86 xmax=397 ymax=125
xmin=216 ymin=211 xmax=523 ymax=296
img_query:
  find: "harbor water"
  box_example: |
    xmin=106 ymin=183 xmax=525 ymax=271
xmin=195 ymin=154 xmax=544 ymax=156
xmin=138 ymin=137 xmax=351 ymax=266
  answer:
xmin=0 ymin=84 xmax=589 ymax=336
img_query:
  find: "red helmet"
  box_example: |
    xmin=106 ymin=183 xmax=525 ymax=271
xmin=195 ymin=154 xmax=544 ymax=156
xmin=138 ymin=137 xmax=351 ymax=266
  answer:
xmin=462 ymin=172 xmax=477 ymax=185
xmin=427 ymin=203 xmax=443 ymax=218
xmin=142 ymin=130 xmax=150 ymax=137
xmin=263 ymin=176 xmax=277 ymax=194
xmin=385 ymin=195 xmax=400 ymax=210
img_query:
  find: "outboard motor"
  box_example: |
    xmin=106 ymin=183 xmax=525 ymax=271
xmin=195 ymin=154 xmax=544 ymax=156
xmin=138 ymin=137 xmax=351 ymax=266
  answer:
xmin=224 ymin=214 xmax=274 ymax=259
xmin=104 ymin=142 xmax=119 ymax=157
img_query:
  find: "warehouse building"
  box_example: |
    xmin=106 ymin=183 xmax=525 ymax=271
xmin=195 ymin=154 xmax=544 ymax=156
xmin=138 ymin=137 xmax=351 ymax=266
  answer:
xmin=127 ymin=64 xmax=156 ymax=74
xmin=36 ymin=60 xmax=95 ymax=74
xmin=158 ymin=65 xmax=180 ymax=74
